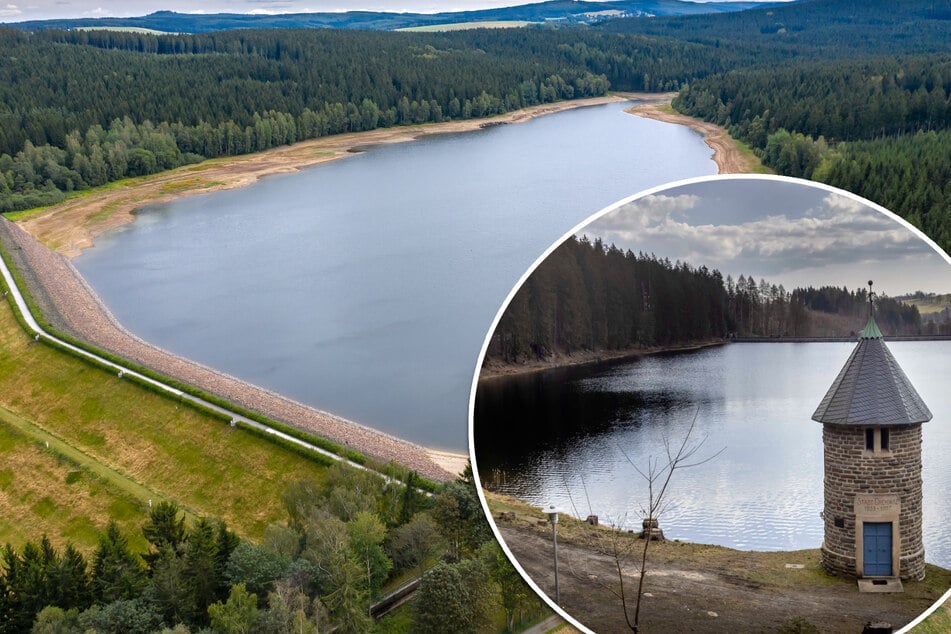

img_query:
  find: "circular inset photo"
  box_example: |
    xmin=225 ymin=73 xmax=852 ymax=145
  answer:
xmin=469 ymin=175 xmax=951 ymax=633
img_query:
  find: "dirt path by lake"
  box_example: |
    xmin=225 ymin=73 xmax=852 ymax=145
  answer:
xmin=489 ymin=494 xmax=949 ymax=633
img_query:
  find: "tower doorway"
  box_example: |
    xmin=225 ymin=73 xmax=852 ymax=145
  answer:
xmin=862 ymin=522 xmax=893 ymax=577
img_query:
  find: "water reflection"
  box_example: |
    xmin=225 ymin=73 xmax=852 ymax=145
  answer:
xmin=475 ymin=341 xmax=951 ymax=565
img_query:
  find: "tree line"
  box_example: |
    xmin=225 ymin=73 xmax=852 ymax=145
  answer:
xmin=0 ymin=27 xmax=618 ymax=212
xmin=0 ymin=464 xmax=543 ymax=634
xmin=3 ymin=0 xmax=950 ymax=217
xmin=487 ymin=236 xmax=924 ymax=363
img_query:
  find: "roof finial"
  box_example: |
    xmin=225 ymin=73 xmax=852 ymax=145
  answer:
xmin=859 ymin=280 xmax=882 ymax=339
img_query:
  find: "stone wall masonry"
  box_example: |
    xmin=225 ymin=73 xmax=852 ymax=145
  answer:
xmin=821 ymin=424 xmax=924 ymax=580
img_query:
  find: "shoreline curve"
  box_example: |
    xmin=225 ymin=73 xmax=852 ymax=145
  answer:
xmin=4 ymin=93 xmax=751 ymax=476
xmin=626 ymin=99 xmax=764 ymax=175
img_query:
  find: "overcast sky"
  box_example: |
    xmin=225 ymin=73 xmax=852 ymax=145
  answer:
xmin=2 ymin=0 xmax=785 ymax=22
xmin=584 ymin=178 xmax=951 ymax=297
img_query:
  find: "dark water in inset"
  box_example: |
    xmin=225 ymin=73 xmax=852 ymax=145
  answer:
xmin=73 ymin=102 xmax=716 ymax=449
xmin=474 ymin=341 xmax=951 ymax=566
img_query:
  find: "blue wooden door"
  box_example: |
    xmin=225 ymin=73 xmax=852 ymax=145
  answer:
xmin=863 ymin=522 xmax=893 ymax=576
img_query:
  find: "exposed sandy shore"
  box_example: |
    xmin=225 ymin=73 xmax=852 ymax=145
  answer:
xmin=18 ymin=95 xmax=635 ymax=258
xmin=479 ymin=340 xmax=728 ymax=381
xmin=627 ymin=100 xmax=764 ymax=174
xmin=425 ymin=449 xmax=471 ymax=476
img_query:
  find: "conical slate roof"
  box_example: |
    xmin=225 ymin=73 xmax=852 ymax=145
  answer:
xmin=812 ymin=316 xmax=932 ymax=426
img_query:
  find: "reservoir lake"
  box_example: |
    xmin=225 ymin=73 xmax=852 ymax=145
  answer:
xmin=474 ymin=341 xmax=951 ymax=567
xmin=73 ymin=101 xmax=716 ymax=450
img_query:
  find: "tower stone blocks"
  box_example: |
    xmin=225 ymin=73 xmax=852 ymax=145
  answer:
xmin=812 ymin=314 xmax=931 ymax=581
xmin=820 ymin=424 xmax=924 ymax=580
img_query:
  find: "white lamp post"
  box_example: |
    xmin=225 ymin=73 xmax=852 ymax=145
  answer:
xmin=541 ymin=503 xmax=564 ymax=605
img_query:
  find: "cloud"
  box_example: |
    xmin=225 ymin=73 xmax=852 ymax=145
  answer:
xmin=0 ymin=3 xmax=21 ymax=16
xmin=588 ymin=188 xmax=927 ymax=280
xmin=592 ymin=194 xmax=699 ymax=232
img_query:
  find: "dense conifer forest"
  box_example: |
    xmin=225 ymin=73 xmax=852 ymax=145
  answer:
xmin=598 ymin=0 xmax=951 ymax=57
xmin=487 ymin=236 xmax=926 ymax=363
xmin=1 ymin=0 xmax=949 ymax=241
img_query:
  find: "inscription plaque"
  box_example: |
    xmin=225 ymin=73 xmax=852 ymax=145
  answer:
xmin=854 ymin=494 xmax=900 ymax=517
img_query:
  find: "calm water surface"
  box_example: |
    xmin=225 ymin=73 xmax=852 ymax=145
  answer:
xmin=73 ymin=102 xmax=716 ymax=449
xmin=474 ymin=341 xmax=951 ymax=567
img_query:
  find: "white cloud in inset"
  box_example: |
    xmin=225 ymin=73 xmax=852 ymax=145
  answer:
xmin=584 ymin=182 xmax=950 ymax=295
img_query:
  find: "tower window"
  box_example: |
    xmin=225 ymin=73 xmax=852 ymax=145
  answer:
xmin=864 ymin=427 xmax=891 ymax=455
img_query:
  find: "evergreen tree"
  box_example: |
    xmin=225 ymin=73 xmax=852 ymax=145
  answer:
xmin=182 ymin=517 xmax=221 ymax=627
xmin=411 ymin=562 xmax=474 ymax=633
xmin=142 ymin=501 xmax=187 ymax=570
xmin=91 ymin=522 xmax=147 ymax=604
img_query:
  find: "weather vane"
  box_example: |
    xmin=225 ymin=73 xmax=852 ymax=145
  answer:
xmin=868 ymin=279 xmax=875 ymax=316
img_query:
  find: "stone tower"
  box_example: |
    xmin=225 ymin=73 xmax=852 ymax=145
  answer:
xmin=812 ymin=302 xmax=932 ymax=580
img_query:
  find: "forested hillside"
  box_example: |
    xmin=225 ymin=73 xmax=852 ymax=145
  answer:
xmin=598 ymin=0 xmax=951 ymax=57
xmin=487 ymin=237 xmax=926 ymax=363
xmin=1 ymin=0 xmax=949 ymax=249
xmin=0 ymin=26 xmax=727 ymax=213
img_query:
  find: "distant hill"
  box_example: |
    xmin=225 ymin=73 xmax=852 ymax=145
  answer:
xmin=897 ymin=293 xmax=951 ymax=320
xmin=6 ymin=0 xmax=783 ymax=33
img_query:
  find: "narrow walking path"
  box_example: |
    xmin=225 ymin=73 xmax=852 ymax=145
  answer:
xmin=521 ymin=613 xmax=570 ymax=633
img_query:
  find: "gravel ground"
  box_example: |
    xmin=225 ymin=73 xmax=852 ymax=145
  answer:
xmin=0 ymin=217 xmax=454 ymax=482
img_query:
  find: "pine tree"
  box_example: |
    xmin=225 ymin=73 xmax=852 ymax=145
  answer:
xmin=91 ymin=521 xmax=148 ymax=604
xmin=142 ymin=501 xmax=186 ymax=571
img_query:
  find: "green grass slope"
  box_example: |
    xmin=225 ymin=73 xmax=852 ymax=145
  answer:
xmin=0 ymin=285 xmax=330 ymax=549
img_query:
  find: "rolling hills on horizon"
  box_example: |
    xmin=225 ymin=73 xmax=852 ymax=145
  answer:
xmin=4 ymin=0 xmax=784 ymax=33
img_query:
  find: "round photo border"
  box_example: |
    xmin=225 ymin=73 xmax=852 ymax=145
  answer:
xmin=466 ymin=173 xmax=951 ymax=634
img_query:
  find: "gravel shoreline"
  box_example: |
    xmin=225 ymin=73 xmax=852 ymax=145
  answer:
xmin=0 ymin=217 xmax=455 ymax=482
